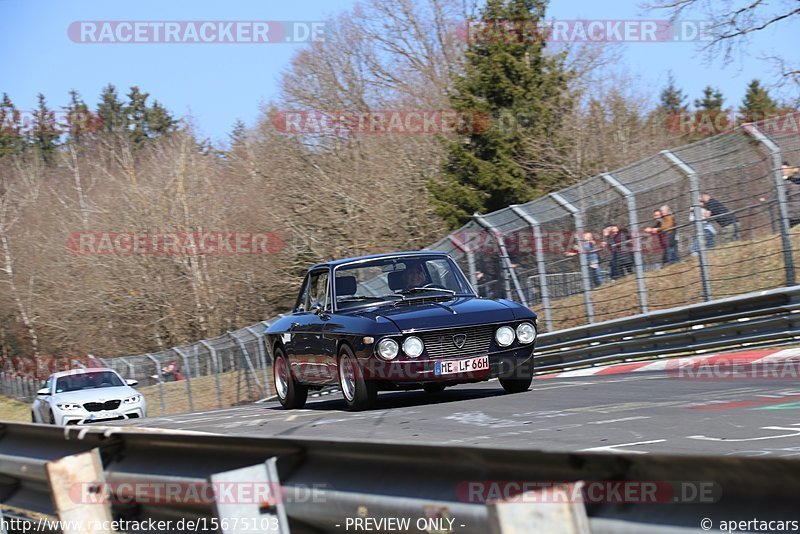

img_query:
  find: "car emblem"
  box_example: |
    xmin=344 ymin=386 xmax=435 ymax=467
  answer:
xmin=452 ymin=334 xmax=467 ymax=349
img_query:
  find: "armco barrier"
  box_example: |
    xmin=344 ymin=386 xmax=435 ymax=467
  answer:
xmin=1 ymin=422 xmax=799 ymax=533
xmin=533 ymin=285 xmax=800 ymax=373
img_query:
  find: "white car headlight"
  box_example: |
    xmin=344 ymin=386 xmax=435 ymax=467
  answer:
xmin=57 ymin=402 xmax=81 ymax=411
xmin=495 ymin=326 xmax=515 ymax=347
xmin=403 ymin=336 xmax=424 ymax=358
xmin=516 ymin=322 xmax=537 ymax=344
xmin=123 ymin=394 xmax=142 ymax=405
xmin=376 ymin=338 xmax=399 ymax=360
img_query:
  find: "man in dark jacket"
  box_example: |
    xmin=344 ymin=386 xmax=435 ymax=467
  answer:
xmin=783 ymin=163 xmax=800 ymax=227
xmin=701 ymin=193 xmax=740 ymax=242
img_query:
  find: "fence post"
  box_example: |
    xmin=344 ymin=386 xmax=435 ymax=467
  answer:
xmin=473 ymin=213 xmax=529 ymax=305
xmin=550 ymin=192 xmax=595 ymax=323
xmin=146 ymin=353 xmax=166 ymax=416
xmin=509 ymin=205 xmax=553 ymax=332
xmin=662 ymin=150 xmax=713 ymax=302
xmin=743 ymin=123 xmax=796 ymax=286
xmin=172 ymin=347 xmax=194 ymax=413
xmin=199 ymin=340 xmax=223 ymax=409
xmin=449 ymin=234 xmax=478 ymax=291
xmin=228 ymin=332 xmax=265 ymax=399
xmin=601 ymin=173 xmax=649 ymax=313
xmin=119 ymin=357 xmax=135 ymax=380
xmin=245 ymin=325 xmax=271 ymax=397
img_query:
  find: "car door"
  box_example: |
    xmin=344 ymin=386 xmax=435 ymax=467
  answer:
xmin=291 ymin=269 xmax=335 ymax=384
xmin=36 ymin=376 xmax=53 ymax=421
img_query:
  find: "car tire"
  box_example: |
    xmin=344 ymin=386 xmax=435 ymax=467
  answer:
xmin=48 ymin=410 xmax=57 ymax=425
xmin=31 ymin=411 xmax=37 ymax=423
xmin=338 ymin=345 xmax=377 ymax=411
xmin=274 ymin=347 xmax=308 ymax=409
xmin=499 ymin=358 xmax=534 ymax=394
xmin=423 ymin=383 xmax=446 ymax=394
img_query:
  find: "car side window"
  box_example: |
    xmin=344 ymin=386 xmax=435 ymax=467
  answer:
xmin=306 ymin=270 xmax=330 ymax=311
xmin=295 ymin=276 xmax=311 ymax=312
xmin=43 ymin=377 xmax=52 ymax=392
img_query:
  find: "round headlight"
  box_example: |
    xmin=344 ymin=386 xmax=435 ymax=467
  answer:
xmin=516 ymin=322 xmax=536 ymax=344
xmin=403 ymin=336 xmax=424 ymax=358
xmin=495 ymin=326 xmax=515 ymax=347
xmin=377 ymin=338 xmax=399 ymax=360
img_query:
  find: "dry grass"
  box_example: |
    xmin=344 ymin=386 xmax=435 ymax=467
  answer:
xmin=137 ymin=369 xmax=272 ymax=416
xmin=543 ymin=228 xmax=800 ymax=330
xmin=0 ymin=395 xmax=34 ymax=422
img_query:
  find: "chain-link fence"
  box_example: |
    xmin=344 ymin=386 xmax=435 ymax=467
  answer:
xmin=2 ymin=114 xmax=799 ymax=413
xmin=0 ymin=321 xmax=276 ymax=415
xmin=430 ymin=114 xmax=800 ymax=333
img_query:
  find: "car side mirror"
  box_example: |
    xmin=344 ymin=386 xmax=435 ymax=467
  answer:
xmin=37 ymin=388 xmax=50 ymax=396
xmin=309 ymin=303 xmax=323 ymax=315
xmin=126 ymin=379 xmax=139 ymax=386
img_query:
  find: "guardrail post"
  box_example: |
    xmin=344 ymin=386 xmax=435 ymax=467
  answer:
xmin=662 ymin=150 xmax=713 ymax=302
xmin=449 ymin=234 xmax=479 ymax=291
xmin=744 ymin=123 xmax=796 ymax=286
xmin=45 ymin=449 xmax=113 ymax=533
xmin=601 ymin=173 xmax=649 ymax=313
xmin=550 ymin=192 xmax=595 ymax=323
xmin=146 ymin=353 xmax=166 ymax=416
xmin=172 ymin=347 xmax=194 ymax=413
xmin=246 ymin=325 xmax=272 ymax=396
xmin=474 ymin=213 xmax=529 ymax=306
xmin=210 ymin=458 xmax=290 ymax=534
xmin=510 ymin=205 xmax=553 ymax=332
xmin=200 ymin=340 xmax=224 ymax=408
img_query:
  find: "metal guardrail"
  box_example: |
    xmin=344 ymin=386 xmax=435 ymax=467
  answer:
xmin=2 ymin=421 xmax=800 ymax=533
xmin=533 ymin=285 xmax=800 ymax=373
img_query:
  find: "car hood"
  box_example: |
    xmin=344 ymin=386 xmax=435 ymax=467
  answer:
xmin=349 ymin=296 xmax=518 ymax=332
xmin=53 ymin=386 xmax=138 ymax=403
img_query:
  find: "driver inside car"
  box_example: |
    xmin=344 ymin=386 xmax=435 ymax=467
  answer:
xmin=402 ymin=263 xmax=428 ymax=289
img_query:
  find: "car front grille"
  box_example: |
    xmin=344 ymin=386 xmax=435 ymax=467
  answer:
xmin=420 ymin=325 xmax=494 ymax=359
xmin=83 ymin=400 xmax=121 ymax=412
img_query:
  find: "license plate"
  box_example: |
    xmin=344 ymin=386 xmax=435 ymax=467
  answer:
xmin=434 ymin=355 xmax=489 ymax=376
xmin=88 ymin=412 xmax=115 ymax=421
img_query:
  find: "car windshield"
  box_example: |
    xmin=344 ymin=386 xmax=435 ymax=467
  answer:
xmin=55 ymin=371 xmax=124 ymax=393
xmin=333 ymin=256 xmax=474 ymax=309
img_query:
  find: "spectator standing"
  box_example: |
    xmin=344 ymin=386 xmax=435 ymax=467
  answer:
xmin=644 ymin=206 xmax=679 ymax=266
xmin=782 ymin=162 xmax=800 ymax=228
xmin=602 ymin=224 xmax=634 ymax=279
xmin=689 ymin=207 xmax=716 ymax=256
xmin=565 ymin=231 xmax=602 ymax=288
xmin=701 ymin=193 xmax=740 ymax=242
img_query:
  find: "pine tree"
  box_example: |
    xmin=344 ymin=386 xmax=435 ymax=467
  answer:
xmin=428 ymin=0 xmax=571 ymax=229
xmin=0 ymin=93 xmax=25 ymax=157
xmin=32 ymin=93 xmax=59 ymax=162
xmin=147 ymin=100 xmax=177 ymax=137
xmin=65 ymin=89 xmax=92 ymax=143
xmin=694 ymin=86 xmax=724 ymax=111
xmin=125 ymin=86 xmax=150 ymax=146
xmin=659 ymin=73 xmax=687 ymax=113
xmin=739 ymin=79 xmax=778 ymax=123
xmin=97 ymin=84 xmax=126 ymax=134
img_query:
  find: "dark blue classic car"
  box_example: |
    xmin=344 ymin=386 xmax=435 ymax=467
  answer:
xmin=265 ymin=252 xmax=537 ymax=410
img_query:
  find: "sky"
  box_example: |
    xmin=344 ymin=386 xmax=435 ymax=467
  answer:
xmin=1 ymin=0 xmax=797 ymax=145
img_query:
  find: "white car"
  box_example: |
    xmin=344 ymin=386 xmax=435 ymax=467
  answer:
xmin=31 ymin=368 xmax=147 ymax=425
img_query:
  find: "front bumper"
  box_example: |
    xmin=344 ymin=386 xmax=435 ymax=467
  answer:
xmin=57 ymin=406 xmax=146 ymax=426
xmin=362 ymin=346 xmax=535 ymax=385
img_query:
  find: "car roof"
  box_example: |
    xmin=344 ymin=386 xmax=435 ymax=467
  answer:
xmin=309 ymin=251 xmax=450 ymax=271
xmin=49 ymin=368 xmax=116 ymax=379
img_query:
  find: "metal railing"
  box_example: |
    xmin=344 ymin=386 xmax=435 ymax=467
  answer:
xmin=2 ymin=421 xmax=799 ymax=533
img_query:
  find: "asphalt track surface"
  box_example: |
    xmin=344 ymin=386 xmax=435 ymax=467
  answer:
xmin=122 ymin=370 xmax=800 ymax=457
